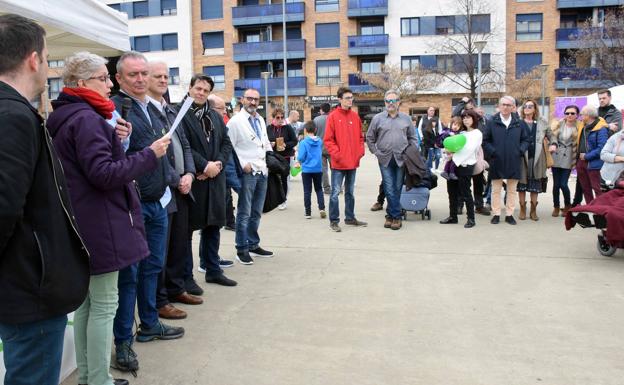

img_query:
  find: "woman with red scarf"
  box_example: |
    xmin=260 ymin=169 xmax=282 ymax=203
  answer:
xmin=46 ymin=52 xmax=170 ymax=385
xmin=267 ymin=107 xmax=297 ymax=209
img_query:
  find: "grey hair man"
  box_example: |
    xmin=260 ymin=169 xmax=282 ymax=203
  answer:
xmin=577 ymin=105 xmax=609 ymax=203
xmin=366 ymin=89 xmax=419 ymax=230
xmin=0 ymin=14 xmax=90 ymax=385
xmin=482 ymin=95 xmax=530 ymax=225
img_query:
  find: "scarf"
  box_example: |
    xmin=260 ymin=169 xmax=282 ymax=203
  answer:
xmin=62 ymin=87 xmax=115 ymax=119
xmin=189 ymin=97 xmax=213 ymax=142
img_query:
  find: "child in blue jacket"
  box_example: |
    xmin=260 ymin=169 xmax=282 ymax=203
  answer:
xmin=296 ymin=121 xmax=326 ymax=219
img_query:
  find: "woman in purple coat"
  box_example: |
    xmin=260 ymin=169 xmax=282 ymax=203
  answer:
xmin=46 ymin=52 xmax=170 ymax=385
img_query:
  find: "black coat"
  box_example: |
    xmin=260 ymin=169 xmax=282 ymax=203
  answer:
xmin=482 ymin=113 xmax=530 ymax=180
xmin=263 ymin=152 xmax=289 ymax=213
xmin=182 ymin=107 xmax=233 ymax=230
xmin=0 ymin=81 xmax=90 ymax=324
xmin=267 ymin=123 xmax=297 ymax=158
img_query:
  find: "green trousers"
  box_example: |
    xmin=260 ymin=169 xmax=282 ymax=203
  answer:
xmin=73 ymin=271 xmax=119 ymax=385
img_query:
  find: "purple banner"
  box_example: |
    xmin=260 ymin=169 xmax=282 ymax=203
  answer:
xmin=554 ymin=96 xmax=588 ymax=119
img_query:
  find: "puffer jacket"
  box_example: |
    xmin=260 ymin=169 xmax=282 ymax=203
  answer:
xmin=578 ymin=117 xmax=609 ymax=170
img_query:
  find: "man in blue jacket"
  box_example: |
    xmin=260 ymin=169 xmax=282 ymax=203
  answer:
xmin=0 ymin=14 xmax=90 ymax=385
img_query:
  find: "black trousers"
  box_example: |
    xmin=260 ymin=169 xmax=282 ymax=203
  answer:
xmin=226 ymin=188 xmax=235 ymax=227
xmin=472 ymin=172 xmax=485 ymax=209
xmin=156 ymin=189 xmax=189 ymax=308
xmin=447 ymin=165 xmax=475 ymax=220
xmin=376 ymin=182 xmax=385 ymax=204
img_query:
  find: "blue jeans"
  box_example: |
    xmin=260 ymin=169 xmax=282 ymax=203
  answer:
xmin=379 ymin=158 xmax=405 ymax=219
xmin=114 ymin=201 xmax=168 ymax=344
xmin=0 ymin=314 xmax=67 ymax=385
xmin=302 ymin=172 xmax=325 ymax=214
xmin=199 ymin=225 xmax=223 ymax=278
xmin=235 ymin=173 xmax=267 ymax=251
xmin=426 ymin=147 xmax=440 ymax=169
xmin=329 ymin=168 xmax=356 ymax=223
xmin=552 ymin=167 xmax=572 ymax=207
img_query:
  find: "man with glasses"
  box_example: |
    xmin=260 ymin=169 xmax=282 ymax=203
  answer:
xmin=482 ymin=96 xmax=530 ymax=225
xmin=366 ymin=90 xmax=418 ymax=230
xmin=227 ymin=88 xmax=274 ymax=264
xmin=324 ymin=87 xmax=367 ymax=232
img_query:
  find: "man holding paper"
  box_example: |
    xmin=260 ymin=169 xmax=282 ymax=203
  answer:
xmin=111 ymin=52 xmax=184 ymax=374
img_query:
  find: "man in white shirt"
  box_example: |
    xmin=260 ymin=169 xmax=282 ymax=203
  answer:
xmin=226 ymin=88 xmax=274 ymax=264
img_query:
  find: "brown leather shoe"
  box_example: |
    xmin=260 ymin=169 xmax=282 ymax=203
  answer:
xmin=370 ymin=202 xmax=383 ymax=211
xmin=158 ymin=303 xmax=187 ymax=319
xmin=172 ymin=292 xmax=203 ymax=305
xmin=552 ymin=207 xmax=560 ymax=217
xmin=384 ymin=217 xmax=393 ymax=228
xmin=390 ymin=218 xmax=402 ymax=230
xmin=519 ymin=202 xmax=527 ymax=220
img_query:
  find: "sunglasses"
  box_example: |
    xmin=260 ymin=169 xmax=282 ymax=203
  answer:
xmin=524 ymin=104 xmax=535 ymax=109
xmin=274 ymin=116 xmax=284 ymax=119
xmin=385 ymin=99 xmax=399 ymax=104
xmin=565 ymin=112 xmax=577 ymax=116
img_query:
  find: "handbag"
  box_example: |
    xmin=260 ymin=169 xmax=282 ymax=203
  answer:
xmin=543 ymin=139 xmax=554 ymax=168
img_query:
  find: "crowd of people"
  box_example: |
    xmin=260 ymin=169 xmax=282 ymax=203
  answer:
xmin=2 ymin=12 xmax=624 ymax=385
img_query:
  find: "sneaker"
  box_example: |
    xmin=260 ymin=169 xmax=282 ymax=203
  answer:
xmin=219 ymin=259 xmax=234 ymax=268
xmin=505 ymin=215 xmax=517 ymax=225
xmin=305 ymin=213 xmax=312 ymax=219
xmin=249 ymin=247 xmax=274 ymax=258
xmin=197 ymin=266 xmax=206 ymax=273
xmin=370 ymin=202 xmax=383 ymax=211
xmin=236 ymin=250 xmax=254 ymax=265
xmin=185 ymin=278 xmax=204 ymax=296
xmin=330 ymin=222 xmax=342 ymax=232
xmin=136 ymin=321 xmax=184 ymax=343
xmin=319 ymin=210 xmax=327 ymax=219
xmin=345 ymin=218 xmax=367 ymax=227
xmin=490 ymin=215 xmax=500 ymax=224
xmin=205 ymin=274 xmax=238 ymax=286
xmin=114 ymin=341 xmax=139 ymax=373
xmin=278 ymin=202 xmax=287 ymax=210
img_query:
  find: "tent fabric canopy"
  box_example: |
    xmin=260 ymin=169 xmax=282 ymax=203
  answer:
xmin=0 ymin=0 xmax=129 ymax=59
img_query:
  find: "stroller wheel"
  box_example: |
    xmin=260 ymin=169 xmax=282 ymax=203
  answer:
xmin=597 ymin=235 xmax=617 ymax=257
xmin=426 ymin=209 xmax=431 ymax=220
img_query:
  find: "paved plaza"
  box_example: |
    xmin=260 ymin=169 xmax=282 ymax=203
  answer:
xmin=64 ymin=153 xmax=624 ymax=385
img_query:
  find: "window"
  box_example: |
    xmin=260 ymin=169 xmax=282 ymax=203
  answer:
xmin=201 ymin=0 xmax=223 ymax=19
xmin=316 ymin=23 xmax=340 ymax=48
xmin=48 ymin=78 xmax=63 ymax=100
xmin=133 ymin=1 xmax=149 ymax=18
xmin=134 ymin=36 xmax=150 ymax=52
xmin=161 ymin=0 xmax=177 ymax=15
xmin=202 ymin=32 xmax=224 ymax=49
xmin=286 ymin=26 xmax=302 ymax=40
xmin=48 ymin=60 xmax=64 ymax=68
xmin=168 ymin=68 xmax=180 ymax=85
xmin=401 ymin=56 xmax=420 ymax=71
xmin=162 ymin=33 xmax=178 ymax=50
xmin=288 ymin=62 xmax=304 ymax=77
xmin=203 ymin=66 xmax=225 ymax=90
xmin=516 ymin=14 xmax=543 ymax=40
xmin=361 ymin=22 xmax=384 ymax=36
xmin=243 ymin=30 xmax=262 ymax=43
xmin=315 ymin=0 xmax=338 ymax=12
xmin=470 ymin=14 xmax=490 ymax=34
xmin=437 ymin=55 xmax=454 ymax=71
xmin=361 ymin=59 xmax=383 ymax=73
xmin=436 ymin=16 xmax=454 ymax=35
xmin=401 ymin=18 xmax=419 ymax=36
xmin=316 ymin=60 xmax=340 ymax=85
xmin=516 ymin=53 xmax=542 ymax=79
xmin=108 ymin=3 xmax=121 ymax=11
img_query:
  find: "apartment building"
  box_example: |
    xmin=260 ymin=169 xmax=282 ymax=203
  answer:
xmin=101 ymin=0 xmax=194 ymax=102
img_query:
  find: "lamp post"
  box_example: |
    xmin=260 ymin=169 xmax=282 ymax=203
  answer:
xmin=328 ymin=79 xmax=343 ymax=103
xmin=540 ymin=64 xmax=549 ymax=117
xmin=563 ymin=77 xmax=571 ymax=97
xmin=261 ymin=71 xmax=271 ymax=120
xmin=474 ymin=40 xmax=487 ymax=107
xmin=282 ymin=0 xmax=288 ymax=115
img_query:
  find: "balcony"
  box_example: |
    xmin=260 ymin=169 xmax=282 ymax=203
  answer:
xmin=555 ymin=68 xmax=617 ymax=89
xmin=348 ymin=73 xmax=376 ymax=93
xmin=232 ymin=2 xmax=305 ymax=27
xmin=233 ymin=39 xmax=306 ymax=62
xmin=233 ymin=77 xmax=307 ymax=97
xmin=347 ymin=34 xmax=388 ymax=56
xmin=347 ymin=0 xmax=388 ymax=18
xmin=555 ymin=27 xmax=622 ymax=49
xmin=557 ymin=0 xmax=624 ymax=8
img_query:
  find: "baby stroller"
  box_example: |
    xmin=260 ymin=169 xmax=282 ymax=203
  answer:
xmin=400 ymin=170 xmax=437 ymax=221
xmin=565 ymin=184 xmax=624 ymax=257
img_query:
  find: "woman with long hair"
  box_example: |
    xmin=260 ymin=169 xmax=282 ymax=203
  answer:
xmin=550 ymin=105 xmax=581 ymax=216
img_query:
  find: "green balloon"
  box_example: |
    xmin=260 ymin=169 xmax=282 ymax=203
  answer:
xmin=443 ymin=134 xmax=466 ymax=153
xmin=290 ymin=165 xmax=302 ymax=177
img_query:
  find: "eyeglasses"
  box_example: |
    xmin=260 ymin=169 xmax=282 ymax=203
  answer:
xmin=274 ymin=116 xmax=284 ymax=119
xmin=501 ymin=103 xmax=514 ymax=107
xmin=245 ymin=96 xmax=260 ymax=102
xmin=523 ymin=104 xmax=534 ymax=109
xmin=342 ymin=96 xmax=354 ymax=100
xmin=87 ymin=74 xmax=111 ymax=82
xmin=385 ymin=99 xmax=399 ymax=104
xmin=565 ymin=112 xmax=577 ymax=116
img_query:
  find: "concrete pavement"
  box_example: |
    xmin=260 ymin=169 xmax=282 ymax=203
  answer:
xmin=63 ymin=152 xmax=624 ymax=385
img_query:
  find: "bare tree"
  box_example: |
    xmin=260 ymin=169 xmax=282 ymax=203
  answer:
xmin=427 ymin=0 xmax=502 ymax=98
xmin=572 ymin=6 xmax=624 ymax=86
xmin=355 ymin=63 xmax=438 ymax=101
xmin=507 ymin=67 xmax=543 ymax=103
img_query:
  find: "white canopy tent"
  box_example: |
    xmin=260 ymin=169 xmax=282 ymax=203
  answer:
xmin=0 ymin=0 xmax=130 ymax=59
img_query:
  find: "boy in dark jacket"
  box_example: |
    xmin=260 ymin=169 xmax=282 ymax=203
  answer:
xmin=296 ymin=121 xmax=326 ymax=219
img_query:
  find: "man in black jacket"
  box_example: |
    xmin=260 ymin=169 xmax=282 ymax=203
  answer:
xmin=597 ymin=89 xmax=622 ymax=136
xmin=0 ymin=14 xmax=90 ymax=385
